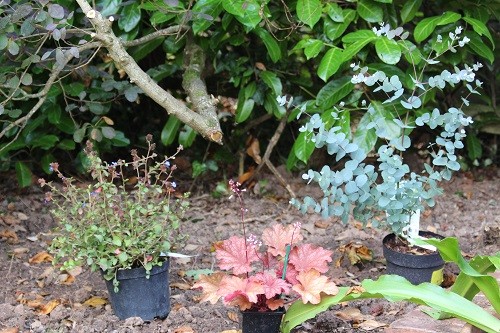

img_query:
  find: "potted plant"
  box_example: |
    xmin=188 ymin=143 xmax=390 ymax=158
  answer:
xmin=290 ymin=25 xmax=481 ymax=284
xmin=192 ymin=180 xmax=339 ymax=333
xmin=39 ymin=135 xmax=189 ymax=320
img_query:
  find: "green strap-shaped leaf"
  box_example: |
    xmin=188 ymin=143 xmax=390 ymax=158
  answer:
xmin=342 ymin=29 xmax=377 ymax=43
xmin=297 ymin=0 xmax=322 ymax=28
xmin=192 ymin=0 xmax=223 ymax=34
xmin=15 ymin=161 xmax=32 ymax=188
xmin=375 ymin=37 xmax=401 ymax=64
xmin=282 ymin=275 xmax=500 ymax=333
xmin=357 ymin=0 xmax=384 ymax=23
xmin=289 ymin=131 xmax=315 ymax=165
xmin=253 ymin=27 xmax=281 ymax=63
xmin=317 ymin=48 xmax=343 ymax=82
xmin=223 ymin=0 xmax=261 ymax=29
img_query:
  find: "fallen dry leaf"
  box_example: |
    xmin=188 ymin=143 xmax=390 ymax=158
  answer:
xmin=170 ymin=282 xmax=192 ymax=290
xmin=246 ymin=137 xmax=261 ymax=164
xmin=335 ymin=307 xmax=363 ymax=322
xmin=1 ymin=215 xmax=20 ymax=225
xmin=337 ymin=242 xmax=373 ymax=266
xmin=346 ymin=286 xmax=365 ymax=295
xmin=83 ymin=296 xmax=108 ymax=307
xmin=29 ymin=251 xmax=53 ymax=264
xmin=15 ymin=212 xmax=29 ymax=221
xmin=355 ymin=319 xmax=388 ymax=330
xmin=66 ymin=265 xmax=83 ymax=277
xmin=11 ymin=247 xmax=29 ymax=257
xmin=314 ymin=220 xmax=330 ymax=229
xmin=0 ymin=328 xmax=19 ymax=333
xmin=173 ymin=326 xmax=195 ymax=333
xmin=37 ymin=299 xmax=60 ymax=315
xmin=227 ymin=311 xmax=239 ymax=323
xmin=0 ymin=229 xmax=19 ymax=243
xmin=60 ymin=274 xmax=75 ymax=285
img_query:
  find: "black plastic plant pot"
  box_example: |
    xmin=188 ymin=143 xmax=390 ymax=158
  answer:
xmin=382 ymin=231 xmax=445 ymax=285
xmin=241 ymin=307 xmax=285 ymax=333
xmin=103 ymin=260 xmax=170 ymax=321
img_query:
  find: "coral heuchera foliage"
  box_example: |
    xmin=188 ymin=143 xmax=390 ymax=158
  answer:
xmin=193 ymin=181 xmax=338 ymax=312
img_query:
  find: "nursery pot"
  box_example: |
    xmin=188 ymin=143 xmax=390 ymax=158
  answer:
xmin=241 ymin=307 xmax=285 ymax=333
xmin=103 ymin=260 xmax=170 ymax=320
xmin=382 ymin=231 xmax=444 ymax=285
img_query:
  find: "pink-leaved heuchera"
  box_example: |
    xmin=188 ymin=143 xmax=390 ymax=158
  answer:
xmin=193 ymin=222 xmax=339 ymax=311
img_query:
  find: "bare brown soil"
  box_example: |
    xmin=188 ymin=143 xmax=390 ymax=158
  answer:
xmin=1 ymin=168 xmax=499 ymax=333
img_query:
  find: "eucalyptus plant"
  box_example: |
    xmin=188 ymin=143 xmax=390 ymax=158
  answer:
xmin=290 ymin=25 xmax=481 ymax=238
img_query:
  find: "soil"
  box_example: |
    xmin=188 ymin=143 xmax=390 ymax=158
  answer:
xmin=0 ymin=167 xmax=499 ymax=333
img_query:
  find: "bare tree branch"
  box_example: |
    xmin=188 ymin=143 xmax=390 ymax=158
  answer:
xmin=123 ymin=25 xmax=188 ymax=47
xmin=76 ymin=0 xmax=223 ymax=144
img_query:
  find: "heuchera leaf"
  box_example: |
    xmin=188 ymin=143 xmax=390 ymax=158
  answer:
xmin=221 ymin=275 xmax=264 ymax=310
xmin=262 ymin=224 xmax=303 ymax=256
xmin=289 ymin=244 xmax=333 ymax=273
xmin=192 ymin=272 xmax=225 ymax=304
xmin=255 ymin=271 xmax=291 ymax=299
xmin=292 ymin=269 xmax=339 ymax=304
xmin=215 ymin=236 xmax=259 ymax=274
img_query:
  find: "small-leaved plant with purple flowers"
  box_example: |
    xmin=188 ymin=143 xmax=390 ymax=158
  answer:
xmin=39 ymin=135 xmax=189 ymax=290
xmin=192 ymin=180 xmax=339 ymax=313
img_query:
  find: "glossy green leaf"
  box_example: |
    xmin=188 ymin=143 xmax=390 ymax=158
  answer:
xmin=179 ymin=125 xmax=197 ymax=148
xmin=297 ymin=0 xmax=322 ymax=28
xmin=342 ymin=29 xmax=377 ymax=44
xmin=32 ymin=135 xmax=59 ymax=150
xmin=466 ymin=133 xmax=482 ymax=160
xmin=57 ymin=139 xmax=76 ymax=151
xmin=98 ymin=0 xmax=122 ymax=17
xmin=192 ymin=0 xmax=222 ymax=34
xmin=353 ymin=112 xmax=377 ymax=153
xmin=414 ymin=16 xmax=440 ymax=42
xmin=15 ymin=161 xmax=32 ymax=188
xmin=316 ymin=77 xmax=354 ymax=109
xmin=65 ymin=82 xmax=86 ymax=97
xmin=437 ymin=11 xmax=461 ymax=25
xmin=253 ymin=27 xmax=281 ymax=63
xmin=326 ymin=3 xmax=343 ymax=22
xmin=357 ymin=0 xmax=384 ymax=23
xmin=465 ymin=31 xmax=494 ymax=64
xmin=260 ymin=71 xmax=282 ymax=96
xmin=341 ymin=36 xmax=377 ymax=62
xmin=400 ymin=0 xmax=422 ymax=24
xmin=223 ymin=0 xmax=261 ymax=29
xmin=375 ymin=37 xmax=401 ymax=65
xmin=161 ymin=116 xmax=182 ymax=146
xmin=118 ymin=3 xmax=141 ymax=32
xmin=235 ymin=99 xmax=255 ymax=123
xmin=462 ymin=16 xmax=495 ymax=48
xmin=304 ymin=39 xmax=324 ymax=59
xmin=290 ymin=131 xmax=315 ymax=164
xmin=0 ymin=35 xmax=7 ymax=50
xmin=41 ymin=153 xmax=56 ymax=174
xmin=317 ymin=48 xmax=343 ymax=82
xmin=324 ymin=9 xmax=356 ymax=41
xmin=130 ymin=37 xmax=164 ymax=61
xmin=46 ymin=104 xmax=62 ymax=124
